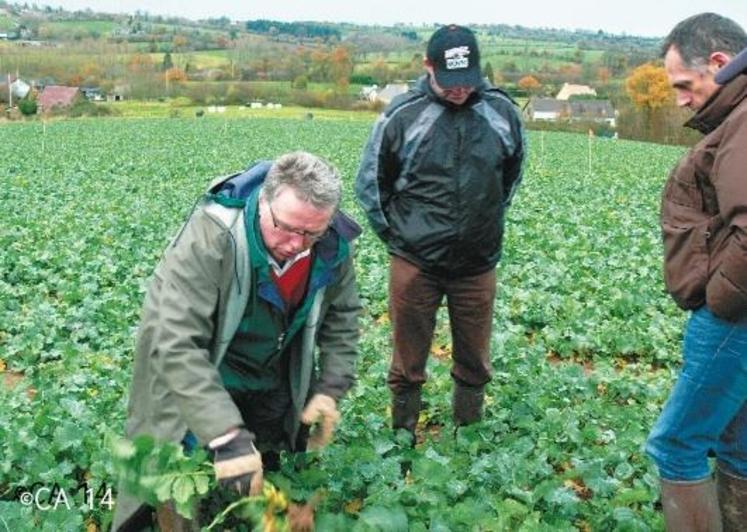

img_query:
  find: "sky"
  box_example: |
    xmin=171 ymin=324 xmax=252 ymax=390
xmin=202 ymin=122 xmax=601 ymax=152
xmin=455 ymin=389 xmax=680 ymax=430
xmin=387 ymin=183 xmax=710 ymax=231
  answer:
xmin=42 ymin=0 xmax=747 ymax=38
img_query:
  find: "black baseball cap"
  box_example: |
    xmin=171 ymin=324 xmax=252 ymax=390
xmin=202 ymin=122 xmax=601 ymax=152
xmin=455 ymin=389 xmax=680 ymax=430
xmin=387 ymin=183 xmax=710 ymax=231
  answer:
xmin=715 ymin=46 xmax=747 ymax=85
xmin=426 ymin=25 xmax=482 ymax=89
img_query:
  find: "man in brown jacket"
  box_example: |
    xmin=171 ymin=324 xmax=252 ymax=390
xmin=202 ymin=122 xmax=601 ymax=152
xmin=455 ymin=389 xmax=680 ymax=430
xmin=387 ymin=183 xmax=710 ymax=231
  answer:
xmin=645 ymin=12 xmax=747 ymax=531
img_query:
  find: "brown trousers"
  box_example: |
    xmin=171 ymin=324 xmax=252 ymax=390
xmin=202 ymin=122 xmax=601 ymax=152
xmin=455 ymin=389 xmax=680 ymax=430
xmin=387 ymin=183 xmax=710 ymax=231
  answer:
xmin=387 ymin=255 xmax=497 ymax=394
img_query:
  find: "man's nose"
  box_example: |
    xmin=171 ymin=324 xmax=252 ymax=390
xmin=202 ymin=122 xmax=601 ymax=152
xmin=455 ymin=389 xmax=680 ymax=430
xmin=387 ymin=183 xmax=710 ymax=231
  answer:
xmin=288 ymin=232 xmax=309 ymax=251
xmin=675 ymin=91 xmax=691 ymax=108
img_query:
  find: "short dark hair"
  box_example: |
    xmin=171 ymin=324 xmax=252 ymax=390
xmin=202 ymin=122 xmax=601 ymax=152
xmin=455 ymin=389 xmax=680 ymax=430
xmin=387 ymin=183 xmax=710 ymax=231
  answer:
xmin=661 ymin=13 xmax=747 ymax=68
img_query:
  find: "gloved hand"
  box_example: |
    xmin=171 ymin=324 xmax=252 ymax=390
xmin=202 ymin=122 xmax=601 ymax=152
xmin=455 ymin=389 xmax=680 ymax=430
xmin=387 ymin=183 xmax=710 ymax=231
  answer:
xmin=211 ymin=428 xmax=263 ymax=495
xmin=300 ymin=394 xmax=340 ymax=450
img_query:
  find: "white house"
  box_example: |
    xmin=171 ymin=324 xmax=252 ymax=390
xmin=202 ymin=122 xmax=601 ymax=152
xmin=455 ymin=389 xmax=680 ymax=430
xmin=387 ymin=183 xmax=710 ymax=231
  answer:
xmin=527 ymin=98 xmax=567 ymax=121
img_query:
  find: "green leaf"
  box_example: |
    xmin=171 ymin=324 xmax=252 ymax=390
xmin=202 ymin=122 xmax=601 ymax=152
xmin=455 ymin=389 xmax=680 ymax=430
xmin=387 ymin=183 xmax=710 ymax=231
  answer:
xmin=194 ymin=474 xmax=210 ymax=495
xmin=614 ymin=461 xmax=636 ymax=481
xmin=172 ymin=476 xmax=195 ymax=504
xmin=112 ymin=438 xmax=137 ymax=460
xmin=613 ymin=487 xmax=652 ymax=506
xmin=154 ymin=476 xmax=174 ymax=503
xmin=315 ymin=512 xmax=353 ymax=531
xmin=356 ymin=505 xmax=408 ymax=531
xmin=175 ymin=497 xmax=196 ymax=520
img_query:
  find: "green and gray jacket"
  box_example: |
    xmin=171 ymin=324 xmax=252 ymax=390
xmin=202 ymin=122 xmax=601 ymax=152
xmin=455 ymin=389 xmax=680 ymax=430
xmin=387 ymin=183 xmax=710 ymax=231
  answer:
xmin=113 ymin=162 xmax=361 ymax=529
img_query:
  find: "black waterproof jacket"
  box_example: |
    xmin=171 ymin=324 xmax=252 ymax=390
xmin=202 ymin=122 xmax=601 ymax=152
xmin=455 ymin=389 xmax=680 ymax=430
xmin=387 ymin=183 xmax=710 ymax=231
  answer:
xmin=355 ymin=75 xmax=525 ymax=277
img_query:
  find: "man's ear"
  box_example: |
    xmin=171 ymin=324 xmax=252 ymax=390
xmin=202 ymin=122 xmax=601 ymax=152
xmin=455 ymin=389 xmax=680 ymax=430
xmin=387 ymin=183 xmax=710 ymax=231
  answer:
xmin=710 ymin=51 xmax=731 ymax=72
xmin=423 ymin=59 xmax=435 ymax=77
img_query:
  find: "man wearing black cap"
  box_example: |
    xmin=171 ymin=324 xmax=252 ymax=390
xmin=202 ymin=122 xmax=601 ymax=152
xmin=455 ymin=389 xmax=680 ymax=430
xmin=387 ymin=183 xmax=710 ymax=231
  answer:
xmin=644 ymin=12 xmax=747 ymax=531
xmin=355 ymin=25 xmax=525 ymax=441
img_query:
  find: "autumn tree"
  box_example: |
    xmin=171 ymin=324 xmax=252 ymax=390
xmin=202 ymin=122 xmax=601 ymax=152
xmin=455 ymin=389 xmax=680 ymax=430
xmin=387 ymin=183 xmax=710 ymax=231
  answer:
xmin=558 ymin=63 xmax=583 ymax=83
xmin=128 ymin=53 xmax=155 ymax=74
xmin=625 ymin=62 xmax=673 ymax=140
xmin=518 ymin=75 xmax=541 ymax=95
xmin=329 ymin=46 xmax=353 ymax=91
xmin=78 ymin=61 xmax=103 ymax=85
xmin=309 ymin=49 xmax=330 ymax=82
xmin=172 ymin=34 xmax=188 ymax=52
xmin=596 ymin=66 xmax=611 ymax=85
xmin=164 ymin=67 xmax=188 ymax=82
xmin=127 ymin=53 xmax=160 ymax=99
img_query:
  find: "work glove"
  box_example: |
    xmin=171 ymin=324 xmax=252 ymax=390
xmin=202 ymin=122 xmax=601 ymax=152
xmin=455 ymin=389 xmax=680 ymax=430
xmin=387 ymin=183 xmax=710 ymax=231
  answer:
xmin=300 ymin=393 xmax=340 ymax=450
xmin=211 ymin=428 xmax=263 ymax=496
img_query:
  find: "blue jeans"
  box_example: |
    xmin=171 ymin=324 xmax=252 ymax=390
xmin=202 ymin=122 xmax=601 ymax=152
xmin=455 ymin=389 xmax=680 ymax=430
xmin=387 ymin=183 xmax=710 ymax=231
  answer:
xmin=646 ymin=307 xmax=747 ymax=481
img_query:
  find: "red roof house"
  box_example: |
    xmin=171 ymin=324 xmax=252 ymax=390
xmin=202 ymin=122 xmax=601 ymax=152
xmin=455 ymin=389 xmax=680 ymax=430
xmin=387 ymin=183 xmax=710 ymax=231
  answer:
xmin=37 ymin=85 xmax=81 ymax=111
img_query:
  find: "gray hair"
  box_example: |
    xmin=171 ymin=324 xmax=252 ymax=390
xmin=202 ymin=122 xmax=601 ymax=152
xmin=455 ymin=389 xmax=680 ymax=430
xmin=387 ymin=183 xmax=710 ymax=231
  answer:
xmin=261 ymin=151 xmax=341 ymax=211
xmin=661 ymin=13 xmax=747 ymax=69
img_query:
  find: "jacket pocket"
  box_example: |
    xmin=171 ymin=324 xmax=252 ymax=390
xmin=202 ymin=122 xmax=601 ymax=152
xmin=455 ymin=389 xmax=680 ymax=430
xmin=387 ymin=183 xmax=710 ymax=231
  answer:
xmin=663 ymin=156 xmax=702 ymax=209
xmin=661 ymin=215 xmax=721 ymax=310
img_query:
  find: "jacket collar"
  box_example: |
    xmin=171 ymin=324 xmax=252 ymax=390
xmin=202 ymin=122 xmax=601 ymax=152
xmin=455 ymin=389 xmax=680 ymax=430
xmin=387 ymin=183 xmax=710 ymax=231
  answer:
xmin=686 ymin=74 xmax=747 ymax=134
xmin=208 ymin=160 xmax=273 ymax=206
xmin=313 ymin=210 xmax=361 ymax=264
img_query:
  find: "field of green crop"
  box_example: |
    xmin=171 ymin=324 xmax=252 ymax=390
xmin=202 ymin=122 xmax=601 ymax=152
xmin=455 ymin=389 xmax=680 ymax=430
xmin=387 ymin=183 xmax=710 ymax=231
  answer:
xmin=0 ymin=114 xmax=687 ymax=530
xmin=40 ymin=20 xmax=119 ymax=34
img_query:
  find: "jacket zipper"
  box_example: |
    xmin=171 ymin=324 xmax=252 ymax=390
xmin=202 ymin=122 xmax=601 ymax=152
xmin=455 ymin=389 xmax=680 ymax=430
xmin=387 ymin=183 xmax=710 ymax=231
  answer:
xmin=453 ymin=116 xmax=465 ymax=247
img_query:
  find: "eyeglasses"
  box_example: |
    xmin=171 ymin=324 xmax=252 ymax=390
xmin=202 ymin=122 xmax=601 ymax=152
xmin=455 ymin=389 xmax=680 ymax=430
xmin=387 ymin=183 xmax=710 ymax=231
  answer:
xmin=267 ymin=201 xmax=329 ymax=242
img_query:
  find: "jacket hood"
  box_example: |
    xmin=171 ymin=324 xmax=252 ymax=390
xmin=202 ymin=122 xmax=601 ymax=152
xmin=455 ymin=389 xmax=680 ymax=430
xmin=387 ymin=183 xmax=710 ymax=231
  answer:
xmin=316 ymin=210 xmax=361 ymax=264
xmin=209 ymin=160 xmax=273 ymax=203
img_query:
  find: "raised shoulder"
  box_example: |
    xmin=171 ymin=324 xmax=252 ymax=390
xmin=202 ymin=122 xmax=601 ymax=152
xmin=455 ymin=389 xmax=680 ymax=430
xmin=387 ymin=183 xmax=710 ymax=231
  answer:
xmin=383 ymin=87 xmax=429 ymax=118
xmin=481 ymin=86 xmax=519 ymax=109
xmin=202 ymin=199 xmax=243 ymax=231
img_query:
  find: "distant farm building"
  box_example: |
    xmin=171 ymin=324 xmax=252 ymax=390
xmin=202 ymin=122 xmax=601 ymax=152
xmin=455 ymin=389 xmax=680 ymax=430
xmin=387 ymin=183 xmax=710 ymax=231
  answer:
xmin=38 ymin=85 xmax=81 ymax=111
xmin=526 ymin=96 xmax=616 ymax=127
xmin=556 ymin=83 xmax=597 ymax=100
xmin=526 ymin=98 xmax=567 ymax=121
xmin=569 ymin=99 xmax=616 ymax=128
xmin=108 ymin=84 xmax=129 ymax=102
xmin=81 ymin=86 xmax=104 ymax=101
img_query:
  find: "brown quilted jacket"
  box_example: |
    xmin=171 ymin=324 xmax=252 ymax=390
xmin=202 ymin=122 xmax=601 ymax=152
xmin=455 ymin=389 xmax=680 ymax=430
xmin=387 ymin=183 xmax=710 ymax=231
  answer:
xmin=661 ymin=75 xmax=747 ymax=322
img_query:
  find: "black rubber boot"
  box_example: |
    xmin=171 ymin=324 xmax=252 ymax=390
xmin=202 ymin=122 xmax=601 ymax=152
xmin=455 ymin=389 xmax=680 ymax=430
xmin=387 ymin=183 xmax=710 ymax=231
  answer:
xmin=660 ymin=478 xmax=722 ymax=532
xmin=452 ymin=382 xmax=485 ymax=426
xmin=392 ymin=388 xmax=421 ymax=443
xmin=717 ymin=466 xmax=747 ymax=532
